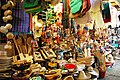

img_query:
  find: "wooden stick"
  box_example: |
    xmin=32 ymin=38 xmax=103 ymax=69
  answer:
xmin=13 ymin=37 xmax=20 ymax=54
xmin=40 ymin=49 xmax=47 ymax=59
xmin=49 ymin=49 xmax=56 ymax=57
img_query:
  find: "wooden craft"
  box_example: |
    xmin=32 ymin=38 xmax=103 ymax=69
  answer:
xmin=22 ymin=34 xmax=27 ymax=54
xmin=12 ymin=70 xmax=32 ymax=80
xmin=27 ymin=37 xmax=33 ymax=54
xmin=40 ymin=49 xmax=47 ymax=59
xmin=33 ymin=52 xmax=44 ymax=62
xmin=16 ymin=37 xmax=23 ymax=54
xmin=12 ymin=54 xmax=33 ymax=65
xmin=43 ymin=48 xmax=56 ymax=59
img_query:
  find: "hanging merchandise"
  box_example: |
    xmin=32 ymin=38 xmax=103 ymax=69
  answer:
xmin=46 ymin=6 xmax=56 ymax=24
xmin=70 ymin=0 xmax=82 ymax=14
xmin=74 ymin=12 xmax=93 ymax=25
xmin=62 ymin=11 xmax=69 ymax=29
xmin=81 ymin=0 xmax=91 ymax=17
xmin=0 ymin=26 xmax=8 ymax=34
xmin=1 ymin=0 xmax=14 ymax=10
xmin=102 ymin=2 xmax=111 ymax=23
xmin=70 ymin=0 xmax=91 ymax=18
xmin=89 ymin=0 xmax=105 ymax=29
xmin=32 ymin=14 xmax=44 ymax=39
xmin=11 ymin=1 xmax=30 ymax=33
xmin=23 ymin=0 xmax=42 ymax=13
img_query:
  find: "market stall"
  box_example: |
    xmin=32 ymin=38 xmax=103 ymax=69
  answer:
xmin=0 ymin=0 xmax=117 ymax=80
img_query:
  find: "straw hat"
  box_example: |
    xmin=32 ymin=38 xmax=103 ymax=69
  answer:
xmin=77 ymin=71 xmax=91 ymax=80
xmin=6 ymin=32 xmax=14 ymax=39
xmin=87 ymin=66 xmax=99 ymax=77
xmin=5 ymin=23 xmax=12 ymax=30
xmin=63 ymin=76 xmax=74 ymax=80
xmin=75 ymin=63 xmax=85 ymax=71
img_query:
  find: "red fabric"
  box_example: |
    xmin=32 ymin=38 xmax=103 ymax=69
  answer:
xmin=64 ymin=63 xmax=76 ymax=69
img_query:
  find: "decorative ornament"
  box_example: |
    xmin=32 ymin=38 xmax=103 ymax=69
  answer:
xmin=1 ymin=1 xmax=14 ymax=10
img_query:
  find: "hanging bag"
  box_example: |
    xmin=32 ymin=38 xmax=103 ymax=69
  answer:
xmin=70 ymin=0 xmax=83 ymax=14
xmin=80 ymin=0 xmax=91 ymax=17
xmin=23 ymin=0 xmax=41 ymax=13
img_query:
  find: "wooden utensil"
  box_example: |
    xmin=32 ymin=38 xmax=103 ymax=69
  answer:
xmin=13 ymin=37 xmax=20 ymax=55
xmin=26 ymin=37 xmax=33 ymax=54
xmin=16 ymin=37 xmax=23 ymax=54
xmin=40 ymin=49 xmax=47 ymax=59
xmin=22 ymin=34 xmax=27 ymax=54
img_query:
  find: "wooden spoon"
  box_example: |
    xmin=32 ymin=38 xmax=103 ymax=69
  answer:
xmin=26 ymin=37 xmax=33 ymax=54
xmin=16 ymin=36 xmax=23 ymax=54
xmin=22 ymin=34 xmax=27 ymax=54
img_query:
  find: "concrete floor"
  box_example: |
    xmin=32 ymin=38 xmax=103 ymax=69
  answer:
xmin=98 ymin=59 xmax=120 ymax=80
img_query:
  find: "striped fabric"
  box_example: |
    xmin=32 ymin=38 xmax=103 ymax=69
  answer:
xmin=11 ymin=1 xmax=30 ymax=33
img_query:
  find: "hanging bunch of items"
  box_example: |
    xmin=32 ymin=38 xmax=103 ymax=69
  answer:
xmin=0 ymin=0 xmax=14 ymax=34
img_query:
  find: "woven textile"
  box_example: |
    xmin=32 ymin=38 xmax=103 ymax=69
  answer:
xmin=11 ymin=2 xmax=30 ymax=33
